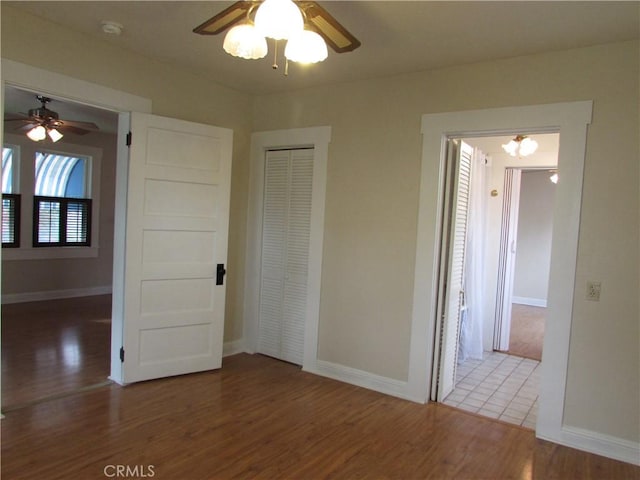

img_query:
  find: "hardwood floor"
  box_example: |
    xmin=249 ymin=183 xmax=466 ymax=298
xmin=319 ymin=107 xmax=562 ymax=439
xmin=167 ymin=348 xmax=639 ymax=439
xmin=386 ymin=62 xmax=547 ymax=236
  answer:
xmin=2 ymin=353 xmax=638 ymax=480
xmin=1 ymin=295 xmax=112 ymax=409
xmin=508 ymin=304 xmax=545 ymax=361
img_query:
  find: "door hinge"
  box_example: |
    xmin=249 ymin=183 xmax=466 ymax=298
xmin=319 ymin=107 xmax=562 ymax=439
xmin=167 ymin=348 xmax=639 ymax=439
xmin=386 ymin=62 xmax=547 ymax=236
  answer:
xmin=120 ymin=347 xmax=125 ymax=362
xmin=126 ymin=131 xmax=132 ymax=146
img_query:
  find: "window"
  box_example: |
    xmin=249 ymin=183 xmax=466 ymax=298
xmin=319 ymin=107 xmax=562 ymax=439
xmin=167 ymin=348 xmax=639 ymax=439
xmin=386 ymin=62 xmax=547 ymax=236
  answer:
xmin=2 ymin=134 xmax=102 ymax=260
xmin=33 ymin=152 xmax=91 ymax=247
xmin=2 ymin=146 xmax=20 ymax=247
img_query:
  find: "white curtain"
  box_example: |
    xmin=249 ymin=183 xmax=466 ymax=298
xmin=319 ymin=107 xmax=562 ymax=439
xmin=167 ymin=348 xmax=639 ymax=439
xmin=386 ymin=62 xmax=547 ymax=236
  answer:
xmin=458 ymin=147 xmax=487 ymax=363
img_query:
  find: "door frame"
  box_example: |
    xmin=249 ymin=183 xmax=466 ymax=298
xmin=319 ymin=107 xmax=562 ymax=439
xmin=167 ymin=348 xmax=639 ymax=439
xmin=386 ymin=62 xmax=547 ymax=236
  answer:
xmin=1 ymin=58 xmax=152 ymax=385
xmin=244 ymin=127 xmax=331 ymax=369
xmin=409 ymin=102 xmax=592 ymax=446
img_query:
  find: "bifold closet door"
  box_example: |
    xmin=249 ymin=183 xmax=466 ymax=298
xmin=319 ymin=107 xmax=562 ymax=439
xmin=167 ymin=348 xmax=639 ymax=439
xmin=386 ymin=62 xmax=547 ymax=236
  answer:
xmin=432 ymin=139 xmax=473 ymax=402
xmin=258 ymin=148 xmax=314 ymax=365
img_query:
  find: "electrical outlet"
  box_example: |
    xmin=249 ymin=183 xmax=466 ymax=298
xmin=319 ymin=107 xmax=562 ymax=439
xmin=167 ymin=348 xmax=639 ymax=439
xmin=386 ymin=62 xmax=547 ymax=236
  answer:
xmin=586 ymin=281 xmax=601 ymax=301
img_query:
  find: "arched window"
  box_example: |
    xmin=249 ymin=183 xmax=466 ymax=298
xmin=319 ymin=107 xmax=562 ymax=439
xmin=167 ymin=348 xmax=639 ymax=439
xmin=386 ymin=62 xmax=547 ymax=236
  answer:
xmin=33 ymin=152 xmax=91 ymax=247
xmin=35 ymin=152 xmax=88 ymax=198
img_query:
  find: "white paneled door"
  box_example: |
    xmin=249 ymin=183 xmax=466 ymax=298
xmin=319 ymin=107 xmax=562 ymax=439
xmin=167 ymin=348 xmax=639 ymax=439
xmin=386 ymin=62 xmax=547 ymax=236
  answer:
xmin=120 ymin=112 xmax=232 ymax=383
xmin=432 ymin=139 xmax=473 ymax=402
xmin=258 ymin=148 xmax=314 ymax=365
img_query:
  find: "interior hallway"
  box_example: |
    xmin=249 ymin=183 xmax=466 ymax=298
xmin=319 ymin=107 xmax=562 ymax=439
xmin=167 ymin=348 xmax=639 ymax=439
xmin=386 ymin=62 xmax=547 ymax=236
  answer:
xmin=1 ymin=295 xmax=112 ymax=410
xmin=508 ymin=304 xmax=546 ymax=361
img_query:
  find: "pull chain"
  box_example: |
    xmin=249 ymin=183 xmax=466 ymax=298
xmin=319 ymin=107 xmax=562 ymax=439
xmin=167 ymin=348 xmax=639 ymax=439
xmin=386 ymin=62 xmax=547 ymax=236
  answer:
xmin=272 ymin=39 xmax=279 ymax=69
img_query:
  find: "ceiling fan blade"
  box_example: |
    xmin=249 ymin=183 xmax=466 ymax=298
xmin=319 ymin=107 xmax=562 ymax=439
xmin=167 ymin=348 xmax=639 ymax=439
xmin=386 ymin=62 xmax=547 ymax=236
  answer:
xmin=193 ymin=1 xmax=254 ymax=35
xmin=4 ymin=113 xmax=30 ymax=122
xmin=57 ymin=124 xmax=92 ymax=136
xmin=57 ymin=119 xmax=100 ymax=132
xmin=299 ymin=1 xmax=361 ymax=53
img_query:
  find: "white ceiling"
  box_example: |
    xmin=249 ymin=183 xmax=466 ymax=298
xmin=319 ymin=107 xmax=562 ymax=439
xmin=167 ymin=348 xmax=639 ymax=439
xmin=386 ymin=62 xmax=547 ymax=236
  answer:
xmin=5 ymin=1 xmax=639 ymax=96
xmin=2 ymin=1 xmax=638 ymax=140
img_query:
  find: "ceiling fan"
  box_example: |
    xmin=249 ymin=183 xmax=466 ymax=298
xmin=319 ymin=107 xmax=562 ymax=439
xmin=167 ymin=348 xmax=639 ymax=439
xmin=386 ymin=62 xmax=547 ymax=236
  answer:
xmin=4 ymin=95 xmax=99 ymax=142
xmin=194 ymin=0 xmax=360 ymax=65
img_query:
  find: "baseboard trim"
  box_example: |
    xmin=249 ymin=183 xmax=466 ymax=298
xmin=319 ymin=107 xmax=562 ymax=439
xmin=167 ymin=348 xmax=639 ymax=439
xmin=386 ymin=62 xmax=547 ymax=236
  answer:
xmin=2 ymin=286 xmax=113 ymax=304
xmin=513 ymin=296 xmax=547 ymax=308
xmin=538 ymin=425 xmax=640 ymax=466
xmin=304 ymin=359 xmax=419 ymax=402
xmin=223 ymin=339 xmax=246 ymax=358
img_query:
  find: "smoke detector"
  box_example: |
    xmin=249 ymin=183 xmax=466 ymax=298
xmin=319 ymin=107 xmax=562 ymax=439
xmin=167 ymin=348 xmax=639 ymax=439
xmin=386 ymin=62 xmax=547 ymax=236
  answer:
xmin=101 ymin=21 xmax=123 ymax=35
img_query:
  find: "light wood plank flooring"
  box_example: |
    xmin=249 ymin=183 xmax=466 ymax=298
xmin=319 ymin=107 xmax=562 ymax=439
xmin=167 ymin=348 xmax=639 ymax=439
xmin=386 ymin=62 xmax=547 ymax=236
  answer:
xmin=2 ymin=353 xmax=638 ymax=479
xmin=1 ymin=295 xmax=112 ymax=409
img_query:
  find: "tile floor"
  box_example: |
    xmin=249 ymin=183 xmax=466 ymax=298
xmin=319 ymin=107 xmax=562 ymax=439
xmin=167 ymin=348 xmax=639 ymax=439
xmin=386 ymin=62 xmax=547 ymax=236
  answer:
xmin=443 ymin=351 xmax=540 ymax=428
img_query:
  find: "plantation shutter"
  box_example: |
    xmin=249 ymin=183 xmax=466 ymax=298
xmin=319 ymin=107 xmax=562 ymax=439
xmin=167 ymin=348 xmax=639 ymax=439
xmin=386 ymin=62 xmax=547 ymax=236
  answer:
xmin=258 ymin=148 xmax=314 ymax=365
xmin=2 ymin=194 xmax=20 ymax=247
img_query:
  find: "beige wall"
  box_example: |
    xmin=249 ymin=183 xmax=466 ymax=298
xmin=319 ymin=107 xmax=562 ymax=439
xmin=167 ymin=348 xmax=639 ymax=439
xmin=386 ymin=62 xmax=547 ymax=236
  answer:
xmin=2 ymin=4 xmax=638 ymax=445
xmin=1 ymin=5 xmax=253 ymax=342
xmin=252 ymin=41 xmax=639 ymax=442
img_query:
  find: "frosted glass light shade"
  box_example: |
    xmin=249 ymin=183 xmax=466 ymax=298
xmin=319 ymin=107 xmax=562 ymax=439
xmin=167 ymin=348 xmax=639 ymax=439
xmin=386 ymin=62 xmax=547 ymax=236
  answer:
xmin=285 ymin=30 xmax=328 ymax=63
xmin=255 ymin=0 xmax=303 ymax=40
xmin=501 ymin=135 xmax=538 ymax=157
xmin=223 ymin=24 xmax=268 ymax=59
xmin=27 ymin=125 xmax=47 ymax=141
xmin=501 ymin=139 xmax=519 ymax=156
xmin=518 ymin=137 xmax=538 ymax=156
xmin=48 ymin=128 xmax=64 ymax=142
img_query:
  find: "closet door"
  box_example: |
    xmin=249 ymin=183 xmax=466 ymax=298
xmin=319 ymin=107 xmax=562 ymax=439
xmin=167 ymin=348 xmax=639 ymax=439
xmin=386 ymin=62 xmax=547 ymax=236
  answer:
xmin=258 ymin=148 xmax=314 ymax=365
xmin=432 ymin=139 xmax=473 ymax=401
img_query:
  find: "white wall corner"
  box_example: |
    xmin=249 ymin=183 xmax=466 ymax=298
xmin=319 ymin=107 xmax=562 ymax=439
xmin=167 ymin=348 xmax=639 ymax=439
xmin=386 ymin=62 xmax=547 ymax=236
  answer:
xmin=223 ymin=338 xmax=247 ymax=358
xmin=537 ymin=426 xmax=640 ymax=466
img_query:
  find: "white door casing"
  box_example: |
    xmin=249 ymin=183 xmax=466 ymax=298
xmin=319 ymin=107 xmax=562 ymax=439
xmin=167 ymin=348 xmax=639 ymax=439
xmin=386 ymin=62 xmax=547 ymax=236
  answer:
xmin=432 ymin=140 xmax=473 ymax=401
xmin=411 ymin=102 xmax=592 ymax=449
xmin=119 ymin=112 xmax=232 ymax=383
xmin=245 ymin=127 xmax=330 ymax=370
xmin=0 ymin=59 xmax=153 ymax=386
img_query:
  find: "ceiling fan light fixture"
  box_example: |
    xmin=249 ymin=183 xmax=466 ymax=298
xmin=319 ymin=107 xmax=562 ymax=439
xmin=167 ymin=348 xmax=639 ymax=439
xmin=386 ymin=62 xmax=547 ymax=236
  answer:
xmin=223 ymin=23 xmax=268 ymax=59
xmin=519 ymin=136 xmax=538 ymax=156
xmin=254 ymin=0 xmax=304 ymax=40
xmin=501 ymin=139 xmax=519 ymax=156
xmin=27 ymin=125 xmax=47 ymax=142
xmin=285 ymin=29 xmax=328 ymax=64
xmin=48 ymin=128 xmax=64 ymax=143
xmin=501 ymin=134 xmax=538 ymax=157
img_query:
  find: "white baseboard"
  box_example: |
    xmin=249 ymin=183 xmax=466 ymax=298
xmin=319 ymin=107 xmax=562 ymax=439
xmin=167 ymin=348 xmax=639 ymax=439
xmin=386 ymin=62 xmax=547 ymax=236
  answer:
xmin=223 ymin=339 xmax=246 ymax=357
xmin=538 ymin=426 xmax=640 ymax=466
xmin=2 ymin=285 xmax=113 ymax=304
xmin=304 ymin=359 xmax=419 ymax=402
xmin=513 ymin=296 xmax=547 ymax=308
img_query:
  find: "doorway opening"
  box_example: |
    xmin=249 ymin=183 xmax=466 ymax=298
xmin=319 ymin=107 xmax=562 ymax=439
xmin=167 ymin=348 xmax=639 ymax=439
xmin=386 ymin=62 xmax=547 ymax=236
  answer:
xmin=432 ymin=132 xmax=559 ymax=428
xmin=1 ymin=85 xmax=119 ymax=410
